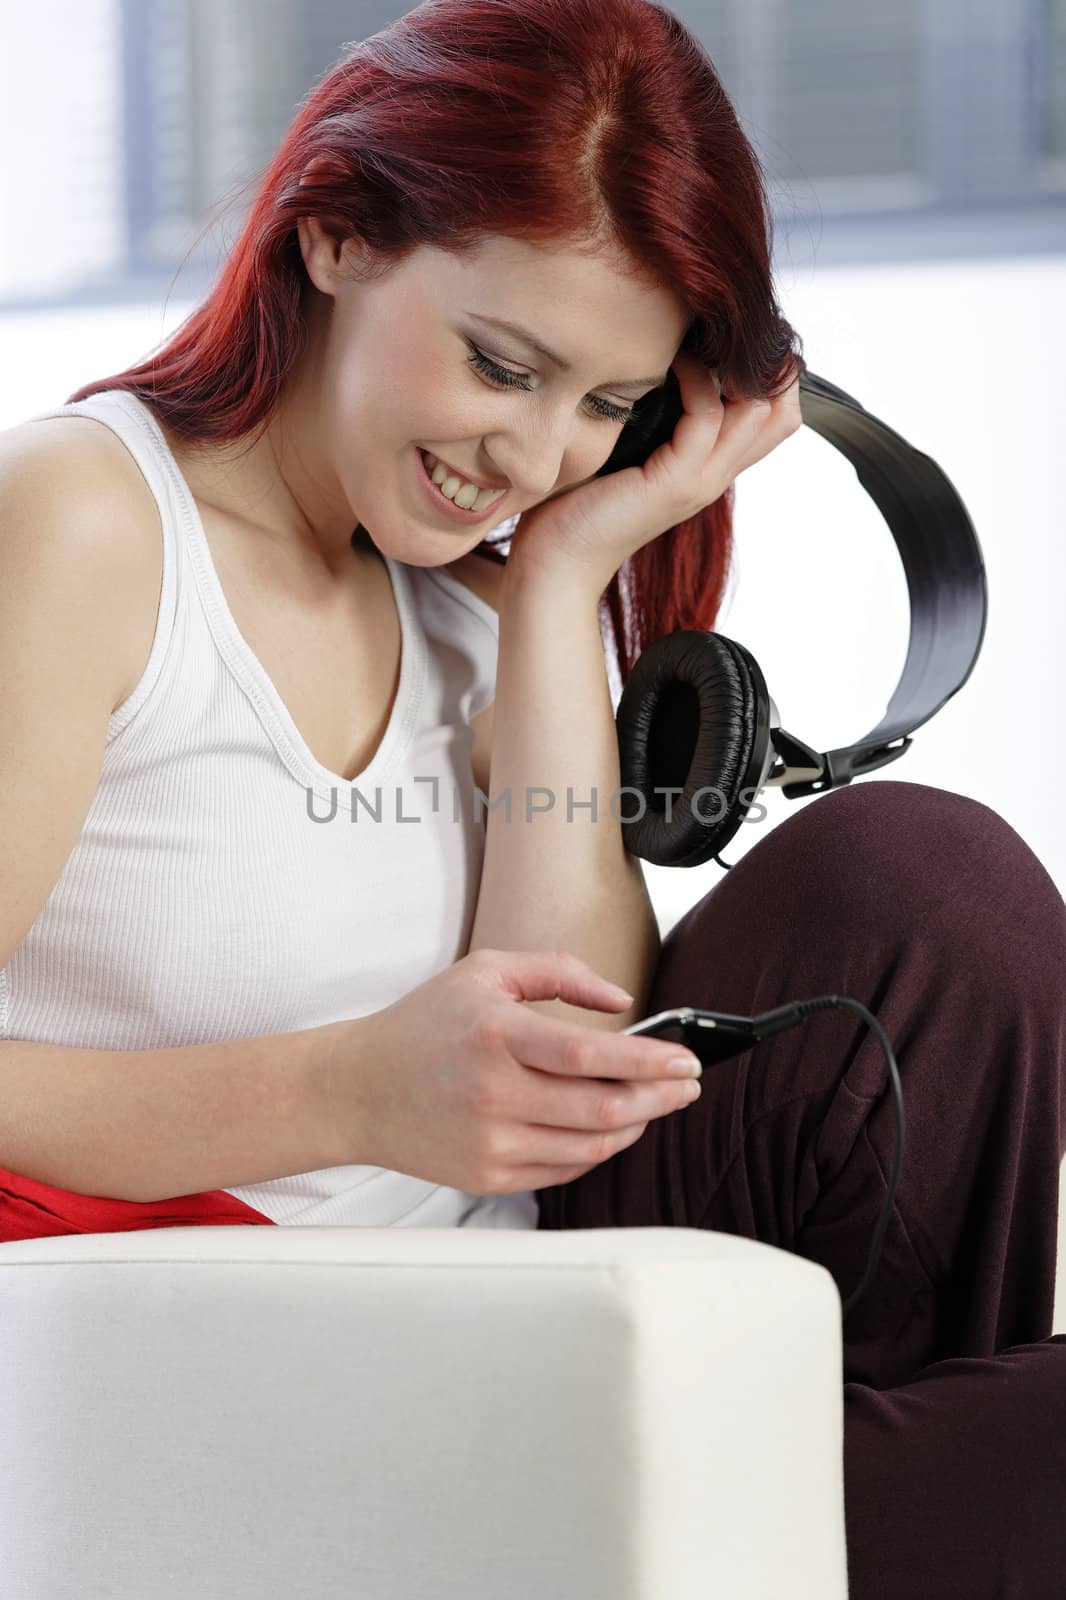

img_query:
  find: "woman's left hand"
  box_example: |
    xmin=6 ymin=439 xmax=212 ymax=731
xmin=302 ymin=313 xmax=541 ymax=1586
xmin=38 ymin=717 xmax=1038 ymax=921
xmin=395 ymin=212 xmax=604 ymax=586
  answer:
xmin=509 ymin=349 xmax=804 ymax=591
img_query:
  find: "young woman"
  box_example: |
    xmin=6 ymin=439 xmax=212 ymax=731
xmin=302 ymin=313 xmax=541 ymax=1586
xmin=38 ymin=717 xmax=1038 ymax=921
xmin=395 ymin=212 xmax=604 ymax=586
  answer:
xmin=1 ymin=1 xmax=1063 ymax=1592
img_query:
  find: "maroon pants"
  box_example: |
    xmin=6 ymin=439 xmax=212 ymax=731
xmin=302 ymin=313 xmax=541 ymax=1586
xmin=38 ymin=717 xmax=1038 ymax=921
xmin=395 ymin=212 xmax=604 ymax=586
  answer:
xmin=535 ymin=779 xmax=1066 ymax=1599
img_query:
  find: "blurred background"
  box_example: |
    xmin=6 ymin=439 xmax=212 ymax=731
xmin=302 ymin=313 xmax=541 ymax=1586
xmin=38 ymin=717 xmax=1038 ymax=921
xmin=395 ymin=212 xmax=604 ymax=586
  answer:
xmin=0 ymin=0 xmax=1063 ymax=939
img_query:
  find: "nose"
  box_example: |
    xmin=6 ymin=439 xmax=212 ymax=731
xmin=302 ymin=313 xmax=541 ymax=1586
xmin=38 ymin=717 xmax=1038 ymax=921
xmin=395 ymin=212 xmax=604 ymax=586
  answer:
xmin=488 ymin=417 xmax=594 ymax=504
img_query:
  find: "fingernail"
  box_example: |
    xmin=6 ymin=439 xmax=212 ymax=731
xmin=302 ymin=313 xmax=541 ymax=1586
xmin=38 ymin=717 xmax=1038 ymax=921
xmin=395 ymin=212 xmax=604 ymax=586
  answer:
xmin=666 ymin=1056 xmax=702 ymax=1078
xmin=608 ymin=983 xmax=634 ymax=1001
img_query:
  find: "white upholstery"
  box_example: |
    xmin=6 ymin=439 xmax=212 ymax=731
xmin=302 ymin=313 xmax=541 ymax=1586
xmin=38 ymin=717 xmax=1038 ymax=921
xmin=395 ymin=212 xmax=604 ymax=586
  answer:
xmin=0 ymin=1225 xmax=847 ymax=1599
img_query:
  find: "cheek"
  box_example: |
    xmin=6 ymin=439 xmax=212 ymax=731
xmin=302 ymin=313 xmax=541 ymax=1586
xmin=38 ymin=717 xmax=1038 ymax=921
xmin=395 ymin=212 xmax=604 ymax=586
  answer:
xmin=386 ymin=357 xmax=463 ymax=442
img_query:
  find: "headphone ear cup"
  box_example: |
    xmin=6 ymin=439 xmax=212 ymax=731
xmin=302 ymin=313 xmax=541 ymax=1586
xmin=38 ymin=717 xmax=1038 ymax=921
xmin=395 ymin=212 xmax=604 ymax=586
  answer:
xmin=615 ymin=630 xmax=772 ymax=867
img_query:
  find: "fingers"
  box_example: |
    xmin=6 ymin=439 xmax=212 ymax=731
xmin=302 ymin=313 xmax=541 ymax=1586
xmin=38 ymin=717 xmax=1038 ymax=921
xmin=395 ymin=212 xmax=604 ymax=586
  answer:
xmin=473 ymin=946 xmax=634 ymax=1013
xmin=727 ymin=369 xmax=803 ymax=444
xmin=502 ymin=1005 xmax=701 ymax=1082
xmin=493 ymin=1009 xmax=703 ymax=1148
xmin=681 ymin=351 xmax=803 ymax=445
xmin=676 ymin=354 xmax=775 ymax=464
xmin=770 ymin=368 xmax=805 ymax=438
xmin=714 ymin=369 xmax=803 ymax=478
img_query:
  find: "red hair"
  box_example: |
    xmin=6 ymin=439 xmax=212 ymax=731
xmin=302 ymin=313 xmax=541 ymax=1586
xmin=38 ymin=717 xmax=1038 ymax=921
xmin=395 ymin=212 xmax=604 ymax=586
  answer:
xmin=69 ymin=0 xmax=803 ymax=684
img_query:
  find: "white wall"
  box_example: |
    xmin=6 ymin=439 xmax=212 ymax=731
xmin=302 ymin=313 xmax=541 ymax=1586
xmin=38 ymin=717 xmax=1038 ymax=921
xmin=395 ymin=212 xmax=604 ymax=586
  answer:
xmin=0 ymin=0 xmax=123 ymax=300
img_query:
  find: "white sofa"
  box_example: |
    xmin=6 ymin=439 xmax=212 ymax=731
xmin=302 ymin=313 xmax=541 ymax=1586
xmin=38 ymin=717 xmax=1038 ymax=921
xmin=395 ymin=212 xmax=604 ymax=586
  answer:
xmin=0 ymin=1224 xmax=849 ymax=1599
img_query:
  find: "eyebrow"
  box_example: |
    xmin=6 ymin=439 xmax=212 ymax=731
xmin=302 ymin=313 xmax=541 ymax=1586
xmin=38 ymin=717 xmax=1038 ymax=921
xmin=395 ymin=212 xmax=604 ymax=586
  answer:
xmin=466 ymin=313 xmax=669 ymax=393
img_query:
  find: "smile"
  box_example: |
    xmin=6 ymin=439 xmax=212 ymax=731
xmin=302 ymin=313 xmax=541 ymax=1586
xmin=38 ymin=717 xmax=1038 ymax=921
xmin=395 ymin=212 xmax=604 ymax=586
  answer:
xmin=418 ymin=449 xmax=508 ymax=514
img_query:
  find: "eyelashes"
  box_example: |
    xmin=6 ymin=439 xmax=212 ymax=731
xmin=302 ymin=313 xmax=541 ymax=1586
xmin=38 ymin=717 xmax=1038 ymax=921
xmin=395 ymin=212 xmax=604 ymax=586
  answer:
xmin=464 ymin=340 xmax=637 ymax=426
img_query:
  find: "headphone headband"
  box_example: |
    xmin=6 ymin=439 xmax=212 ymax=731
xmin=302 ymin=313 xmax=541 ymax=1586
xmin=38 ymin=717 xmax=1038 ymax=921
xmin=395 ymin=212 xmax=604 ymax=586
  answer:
xmin=775 ymin=372 xmax=988 ymax=797
xmin=614 ymin=371 xmax=989 ymax=865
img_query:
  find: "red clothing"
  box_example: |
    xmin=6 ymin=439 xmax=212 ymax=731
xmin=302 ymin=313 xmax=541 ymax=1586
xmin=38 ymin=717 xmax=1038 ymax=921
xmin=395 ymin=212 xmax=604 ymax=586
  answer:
xmin=0 ymin=1167 xmax=274 ymax=1241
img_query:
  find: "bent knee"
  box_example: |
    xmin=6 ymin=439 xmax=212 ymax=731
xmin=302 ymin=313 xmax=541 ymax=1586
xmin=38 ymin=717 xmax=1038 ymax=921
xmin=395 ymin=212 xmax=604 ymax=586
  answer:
xmin=761 ymin=779 xmax=1062 ymax=947
xmin=782 ymin=779 xmax=1023 ymax=865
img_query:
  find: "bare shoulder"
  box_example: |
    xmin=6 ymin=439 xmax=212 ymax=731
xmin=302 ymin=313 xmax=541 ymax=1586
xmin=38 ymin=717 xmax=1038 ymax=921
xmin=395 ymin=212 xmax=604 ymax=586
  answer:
xmin=439 ymin=548 xmax=505 ymax=615
xmin=0 ymin=412 xmax=160 ymax=527
xmin=0 ymin=413 xmax=164 ymax=712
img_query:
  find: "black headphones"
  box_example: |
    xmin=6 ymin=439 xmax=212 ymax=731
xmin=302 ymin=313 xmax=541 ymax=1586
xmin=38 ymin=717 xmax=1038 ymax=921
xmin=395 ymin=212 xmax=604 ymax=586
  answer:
xmin=606 ymin=369 xmax=989 ymax=868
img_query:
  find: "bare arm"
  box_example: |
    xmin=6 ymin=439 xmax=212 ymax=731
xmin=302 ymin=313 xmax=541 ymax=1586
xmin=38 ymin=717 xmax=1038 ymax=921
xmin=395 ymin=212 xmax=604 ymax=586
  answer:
xmin=0 ymin=1021 xmax=353 ymax=1204
xmin=466 ymin=547 xmax=661 ymax=1033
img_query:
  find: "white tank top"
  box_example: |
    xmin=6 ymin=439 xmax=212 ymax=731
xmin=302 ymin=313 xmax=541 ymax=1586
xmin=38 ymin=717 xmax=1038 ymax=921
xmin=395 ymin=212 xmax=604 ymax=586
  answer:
xmin=1 ymin=389 xmax=539 ymax=1231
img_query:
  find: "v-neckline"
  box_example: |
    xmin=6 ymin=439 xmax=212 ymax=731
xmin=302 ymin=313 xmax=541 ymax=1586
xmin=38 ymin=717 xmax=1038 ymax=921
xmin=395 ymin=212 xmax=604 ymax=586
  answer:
xmin=117 ymin=391 xmax=426 ymax=801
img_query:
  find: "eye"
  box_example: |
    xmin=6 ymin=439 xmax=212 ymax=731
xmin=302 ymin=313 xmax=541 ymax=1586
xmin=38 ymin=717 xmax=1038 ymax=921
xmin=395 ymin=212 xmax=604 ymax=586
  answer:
xmin=464 ymin=340 xmax=637 ymax=426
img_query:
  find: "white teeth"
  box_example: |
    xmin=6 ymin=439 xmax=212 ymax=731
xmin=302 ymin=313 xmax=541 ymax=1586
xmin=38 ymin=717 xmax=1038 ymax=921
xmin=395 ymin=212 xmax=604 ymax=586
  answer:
xmin=422 ymin=451 xmax=506 ymax=513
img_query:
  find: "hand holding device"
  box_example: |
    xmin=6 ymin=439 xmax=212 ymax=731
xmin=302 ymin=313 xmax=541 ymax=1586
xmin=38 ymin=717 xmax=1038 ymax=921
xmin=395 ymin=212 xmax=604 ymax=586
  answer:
xmin=329 ymin=949 xmax=705 ymax=1197
xmin=623 ymin=1005 xmax=759 ymax=1068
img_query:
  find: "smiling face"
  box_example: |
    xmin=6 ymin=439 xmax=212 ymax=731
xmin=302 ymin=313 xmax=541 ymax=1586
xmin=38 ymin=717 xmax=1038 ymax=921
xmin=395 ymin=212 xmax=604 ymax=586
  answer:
xmin=207 ymin=227 xmax=692 ymax=571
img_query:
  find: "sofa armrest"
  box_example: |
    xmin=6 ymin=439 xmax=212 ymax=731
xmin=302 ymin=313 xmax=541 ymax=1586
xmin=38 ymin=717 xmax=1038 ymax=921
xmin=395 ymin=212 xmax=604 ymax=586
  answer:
xmin=0 ymin=1224 xmax=847 ymax=1599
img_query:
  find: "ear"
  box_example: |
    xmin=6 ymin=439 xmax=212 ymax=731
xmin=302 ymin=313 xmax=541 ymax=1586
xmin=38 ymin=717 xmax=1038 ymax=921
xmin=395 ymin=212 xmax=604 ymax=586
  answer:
xmin=296 ymin=213 xmax=345 ymax=299
xmin=296 ymin=156 xmax=364 ymax=297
